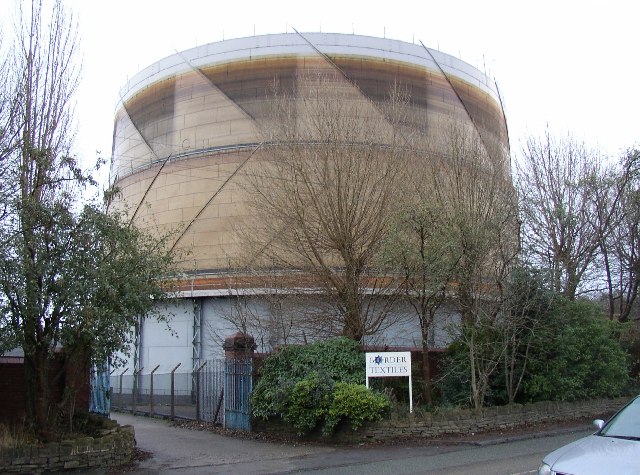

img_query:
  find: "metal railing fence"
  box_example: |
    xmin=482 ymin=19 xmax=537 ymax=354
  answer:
xmin=109 ymin=359 xmax=225 ymax=423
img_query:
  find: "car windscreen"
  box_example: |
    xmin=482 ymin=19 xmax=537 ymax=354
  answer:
xmin=600 ymin=397 xmax=640 ymax=440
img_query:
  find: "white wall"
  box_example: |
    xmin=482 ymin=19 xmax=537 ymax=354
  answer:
xmin=140 ymin=300 xmax=195 ymax=374
xmin=120 ymin=294 xmax=459 ymax=378
xmin=201 ymin=297 xmax=239 ymax=360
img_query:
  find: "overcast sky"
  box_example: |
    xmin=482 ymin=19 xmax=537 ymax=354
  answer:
xmin=6 ymin=0 xmax=640 ymax=185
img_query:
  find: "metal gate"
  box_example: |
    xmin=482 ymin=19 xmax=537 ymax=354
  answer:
xmin=224 ymin=358 xmax=252 ymax=431
xmin=198 ymin=359 xmax=225 ymax=423
xmin=89 ymin=365 xmax=111 ymax=416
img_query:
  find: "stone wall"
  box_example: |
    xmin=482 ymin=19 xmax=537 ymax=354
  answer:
xmin=0 ymin=424 xmax=135 ymax=474
xmin=254 ymin=397 xmax=630 ymax=443
xmin=336 ymin=397 xmax=629 ymax=443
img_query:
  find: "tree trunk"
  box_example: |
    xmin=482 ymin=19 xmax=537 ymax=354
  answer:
xmin=341 ymin=306 xmax=364 ymax=341
xmin=340 ymin=262 xmax=365 ymax=341
xmin=469 ymin=340 xmax=481 ymax=410
xmin=24 ymin=346 xmax=54 ymax=437
xmin=59 ymin=345 xmax=90 ymax=432
xmin=421 ymin=339 xmax=433 ymax=405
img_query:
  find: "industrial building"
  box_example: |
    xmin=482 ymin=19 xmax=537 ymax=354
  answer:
xmin=109 ymin=32 xmax=509 ymax=375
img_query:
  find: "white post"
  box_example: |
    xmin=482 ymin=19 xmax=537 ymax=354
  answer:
xmin=409 ymin=371 xmax=413 ymax=413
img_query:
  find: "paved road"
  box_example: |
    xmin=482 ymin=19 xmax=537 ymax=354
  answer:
xmin=110 ymin=413 xmax=593 ymax=474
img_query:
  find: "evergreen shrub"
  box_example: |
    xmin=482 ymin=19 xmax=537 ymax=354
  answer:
xmin=251 ymin=337 xmax=390 ymax=435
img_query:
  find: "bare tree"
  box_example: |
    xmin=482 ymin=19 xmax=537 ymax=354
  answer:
xmin=378 ymin=153 xmax=461 ymax=405
xmin=206 ymin=267 xmax=311 ymax=354
xmin=241 ymin=72 xmax=411 ymax=341
xmin=434 ymin=120 xmax=519 ymax=409
xmin=0 ymin=24 xmax=22 ymax=224
xmin=517 ymin=131 xmax=610 ymax=299
xmin=598 ymin=148 xmax=640 ymax=321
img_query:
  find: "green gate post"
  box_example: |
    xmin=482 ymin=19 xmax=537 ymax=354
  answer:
xmin=223 ymin=332 xmax=256 ymax=431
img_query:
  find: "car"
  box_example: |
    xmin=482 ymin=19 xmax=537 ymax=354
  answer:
xmin=538 ymin=395 xmax=640 ymax=475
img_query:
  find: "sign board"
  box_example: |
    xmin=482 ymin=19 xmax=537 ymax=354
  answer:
xmin=365 ymin=351 xmax=412 ymax=412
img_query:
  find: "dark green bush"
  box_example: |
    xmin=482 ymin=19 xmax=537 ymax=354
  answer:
xmin=524 ymin=298 xmax=629 ymax=402
xmin=438 ymin=294 xmax=630 ymax=406
xmin=325 ymin=382 xmax=391 ymax=434
xmin=251 ymin=337 xmax=389 ymax=435
xmin=251 ymin=336 xmax=364 ymax=419
xmin=437 ymin=339 xmax=475 ymax=407
xmin=282 ymin=371 xmax=333 ymax=434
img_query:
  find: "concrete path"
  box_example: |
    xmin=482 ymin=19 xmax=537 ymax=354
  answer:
xmin=112 ymin=412 xmax=336 ymax=474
